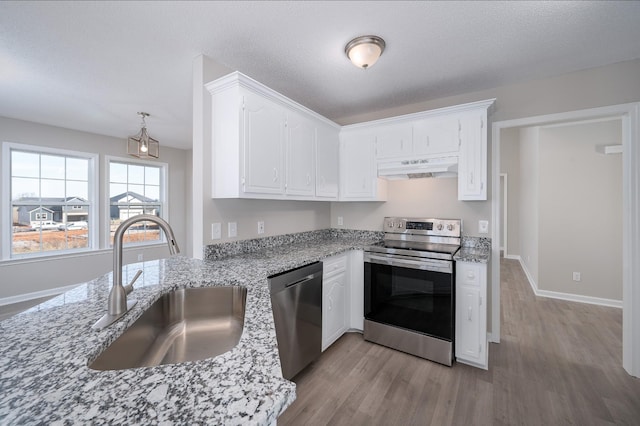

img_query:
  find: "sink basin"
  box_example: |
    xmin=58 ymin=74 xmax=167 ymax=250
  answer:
xmin=89 ymin=286 xmax=247 ymax=371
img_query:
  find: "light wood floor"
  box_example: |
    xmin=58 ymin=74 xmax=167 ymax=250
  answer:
xmin=278 ymin=258 xmax=640 ymax=425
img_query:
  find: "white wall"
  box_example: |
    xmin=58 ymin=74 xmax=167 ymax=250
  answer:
xmin=518 ymin=127 xmax=540 ymax=286
xmin=500 ymin=127 xmax=521 ymax=255
xmin=0 ymin=117 xmax=189 ymax=301
xmin=331 ymin=178 xmax=491 ymax=236
xmin=538 ymin=120 xmax=622 ymax=300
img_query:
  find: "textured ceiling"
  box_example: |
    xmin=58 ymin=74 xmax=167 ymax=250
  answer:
xmin=1 ymin=1 xmax=640 ymax=150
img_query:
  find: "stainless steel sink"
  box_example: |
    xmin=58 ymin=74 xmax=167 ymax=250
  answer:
xmin=89 ymin=286 xmax=247 ymax=371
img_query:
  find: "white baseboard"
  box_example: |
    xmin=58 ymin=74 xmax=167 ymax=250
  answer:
xmin=487 ymin=332 xmax=499 ymax=344
xmin=515 ymin=257 xmax=622 ymax=309
xmin=0 ymin=284 xmax=79 ymax=307
xmin=504 ymin=254 xmax=520 ymax=260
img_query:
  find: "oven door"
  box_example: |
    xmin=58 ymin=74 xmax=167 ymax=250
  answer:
xmin=364 ymin=253 xmax=454 ymax=341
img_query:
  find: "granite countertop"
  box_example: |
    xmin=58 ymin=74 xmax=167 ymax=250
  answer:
xmin=0 ymin=230 xmax=380 ymax=425
xmin=454 ymin=236 xmax=491 ymax=264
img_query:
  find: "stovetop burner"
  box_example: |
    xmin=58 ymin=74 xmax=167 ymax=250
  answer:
xmin=366 ymin=217 xmax=462 ymax=261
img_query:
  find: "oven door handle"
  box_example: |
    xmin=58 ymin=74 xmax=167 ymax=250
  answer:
xmin=364 ymin=253 xmax=452 ymax=273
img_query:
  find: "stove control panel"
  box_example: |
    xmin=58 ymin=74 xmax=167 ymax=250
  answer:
xmin=383 ymin=217 xmax=462 ymax=238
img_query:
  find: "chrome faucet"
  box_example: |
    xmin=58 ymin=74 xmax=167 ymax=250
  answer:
xmin=92 ymin=214 xmax=180 ymax=330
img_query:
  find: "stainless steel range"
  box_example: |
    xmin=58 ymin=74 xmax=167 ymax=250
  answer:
xmin=364 ymin=217 xmax=461 ymax=366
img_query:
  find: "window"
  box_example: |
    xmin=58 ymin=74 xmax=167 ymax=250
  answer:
xmin=108 ymin=160 xmax=166 ymax=246
xmin=5 ymin=143 xmax=97 ymax=258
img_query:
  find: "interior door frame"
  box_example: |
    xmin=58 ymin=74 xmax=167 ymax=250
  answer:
xmin=491 ymin=102 xmax=640 ymax=377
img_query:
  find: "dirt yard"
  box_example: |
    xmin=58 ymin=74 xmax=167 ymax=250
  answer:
xmin=11 ymin=229 xmax=160 ymax=254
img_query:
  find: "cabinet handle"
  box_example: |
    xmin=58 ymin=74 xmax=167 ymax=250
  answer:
xmin=468 ymin=306 xmax=473 ymax=321
xmin=401 ymin=139 xmax=404 ymax=150
xmin=469 ymin=171 xmax=474 ymax=185
xmin=273 ymin=168 xmax=278 ymax=182
xmin=467 ymin=271 xmax=475 ymax=279
xmin=329 ymin=298 xmax=333 ymax=311
xmin=307 ymin=174 xmax=311 ymax=186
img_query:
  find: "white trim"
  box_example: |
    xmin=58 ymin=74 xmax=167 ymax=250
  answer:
xmin=104 ymin=155 xmax=169 ymax=248
xmin=2 ymin=141 xmax=99 ymax=260
xmin=0 ymin=283 xmax=80 ymax=306
xmin=492 ymin=102 xmax=640 ymax=377
xmin=500 ymin=173 xmax=508 ymax=256
xmin=514 ymin=256 xmax=622 ymax=309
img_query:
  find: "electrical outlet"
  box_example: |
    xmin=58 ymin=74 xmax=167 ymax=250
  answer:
xmin=137 ymin=253 xmax=143 ymax=262
xmin=479 ymin=220 xmax=489 ymax=234
xmin=573 ymin=272 xmax=581 ymax=282
xmin=228 ymin=222 xmax=237 ymax=238
xmin=337 ymin=216 xmax=344 ymax=226
xmin=257 ymin=221 xmax=265 ymax=234
xmin=211 ymin=222 xmax=221 ymax=240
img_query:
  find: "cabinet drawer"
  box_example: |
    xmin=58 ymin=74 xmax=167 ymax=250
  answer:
xmin=323 ymin=255 xmax=347 ymax=278
xmin=457 ymin=262 xmax=481 ymax=287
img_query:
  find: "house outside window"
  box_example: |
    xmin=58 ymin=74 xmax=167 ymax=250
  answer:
xmin=107 ymin=159 xmax=166 ymax=246
xmin=3 ymin=143 xmax=97 ymax=258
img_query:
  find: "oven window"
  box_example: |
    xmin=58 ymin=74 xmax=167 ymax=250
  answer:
xmin=365 ymin=262 xmax=453 ymax=340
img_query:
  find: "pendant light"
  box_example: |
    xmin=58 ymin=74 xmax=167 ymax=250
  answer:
xmin=345 ymin=35 xmax=386 ymax=69
xmin=127 ymin=112 xmax=159 ymax=159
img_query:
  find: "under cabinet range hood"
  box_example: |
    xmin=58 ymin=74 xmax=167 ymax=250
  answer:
xmin=377 ymin=156 xmax=459 ymax=180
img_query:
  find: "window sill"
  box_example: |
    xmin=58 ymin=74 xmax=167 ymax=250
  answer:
xmin=0 ymin=243 xmax=168 ymax=266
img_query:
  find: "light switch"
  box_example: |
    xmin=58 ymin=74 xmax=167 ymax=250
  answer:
xmin=228 ymin=222 xmax=237 ymax=238
xmin=479 ymin=220 xmax=489 ymax=234
xmin=211 ymin=222 xmax=221 ymax=240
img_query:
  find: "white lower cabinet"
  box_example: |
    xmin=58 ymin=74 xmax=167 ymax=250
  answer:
xmin=322 ymin=253 xmax=349 ymax=351
xmin=455 ymin=261 xmax=488 ymax=369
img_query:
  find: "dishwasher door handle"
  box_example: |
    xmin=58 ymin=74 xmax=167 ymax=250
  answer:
xmin=285 ymin=272 xmax=321 ymax=288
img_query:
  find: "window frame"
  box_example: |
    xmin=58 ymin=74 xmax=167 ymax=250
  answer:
xmin=2 ymin=142 xmax=99 ymax=260
xmin=104 ymin=156 xmax=169 ymax=248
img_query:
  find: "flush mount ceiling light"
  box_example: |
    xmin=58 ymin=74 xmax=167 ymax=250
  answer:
xmin=127 ymin=112 xmax=159 ymax=159
xmin=345 ymin=35 xmax=386 ymax=69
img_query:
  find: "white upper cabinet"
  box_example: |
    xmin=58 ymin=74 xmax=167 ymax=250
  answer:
xmin=285 ymin=110 xmax=316 ymax=197
xmin=375 ymin=123 xmax=413 ymax=159
xmin=340 ymin=129 xmax=387 ymax=201
xmin=316 ymin=123 xmax=340 ymax=199
xmin=243 ymin=89 xmax=286 ymax=195
xmin=458 ymin=109 xmax=488 ymax=200
xmin=206 ymin=72 xmax=339 ymax=201
xmin=413 ymin=115 xmax=461 ymax=156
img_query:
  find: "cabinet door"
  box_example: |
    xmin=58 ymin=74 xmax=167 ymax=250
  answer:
xmin=316 ymin=123 xmax=339 ymax=199
xmin=286 ymin=111 xmax=316 ymax=197
xmin=458 ymin=111 xmax=487 ymax=200
xmin=375 ymin=123 xmax=413 ymax=159
xmin=413 ymin=115 xmax=461 ymax=156
xmin=340 ymin=131 xmax=386 ymax=200
xmin=242 ymin=90 xmax=285 ymax=195
xmin=322 ymin=273 xmax=347 ymax=351
xmin=456 ymin=285 xmax=481 ymax=362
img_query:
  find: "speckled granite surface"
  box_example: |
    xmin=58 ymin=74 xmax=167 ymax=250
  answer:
xmin=204 ymin=228 xmax=383 ymax=260
xmin=455 ymin=236 xmax=491 ymax=264
xmin=0 ymin=231 xmax=381 ymax=425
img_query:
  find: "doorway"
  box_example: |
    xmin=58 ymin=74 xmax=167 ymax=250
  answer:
xmin=490 ymin=102 xmax=640 ymax=377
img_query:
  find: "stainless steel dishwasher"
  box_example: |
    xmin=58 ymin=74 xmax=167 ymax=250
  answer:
xmin=269 ymin=261 xmax=323 ymax=380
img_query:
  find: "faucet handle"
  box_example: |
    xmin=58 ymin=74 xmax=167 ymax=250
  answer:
xmin=123 ymin=270 xmax=143 ymax=295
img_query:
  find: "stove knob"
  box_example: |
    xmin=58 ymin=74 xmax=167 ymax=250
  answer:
xmin=397 ymin=223 xmax=403 ymax=229
xmin=388 ymin=221 xmax=394 ymax=229
xmin=447 ymin=224 xmax=454 ymax=231
xmin=437 ymin=223 xmax=444 ymax=231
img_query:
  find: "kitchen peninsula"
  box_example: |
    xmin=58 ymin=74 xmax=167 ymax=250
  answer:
xmin=0 ymin=230 xmax=381 ymax=425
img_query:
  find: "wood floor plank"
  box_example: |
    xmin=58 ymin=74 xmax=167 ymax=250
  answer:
xmin=277 ymin=258 xmax=640 ymax=425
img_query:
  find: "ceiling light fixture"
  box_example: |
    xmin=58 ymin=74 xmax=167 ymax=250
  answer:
xmin=127 ymin=112 xmax=159 ymax=159
xmin=345 ymin=35 xmax=386 ymax=69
